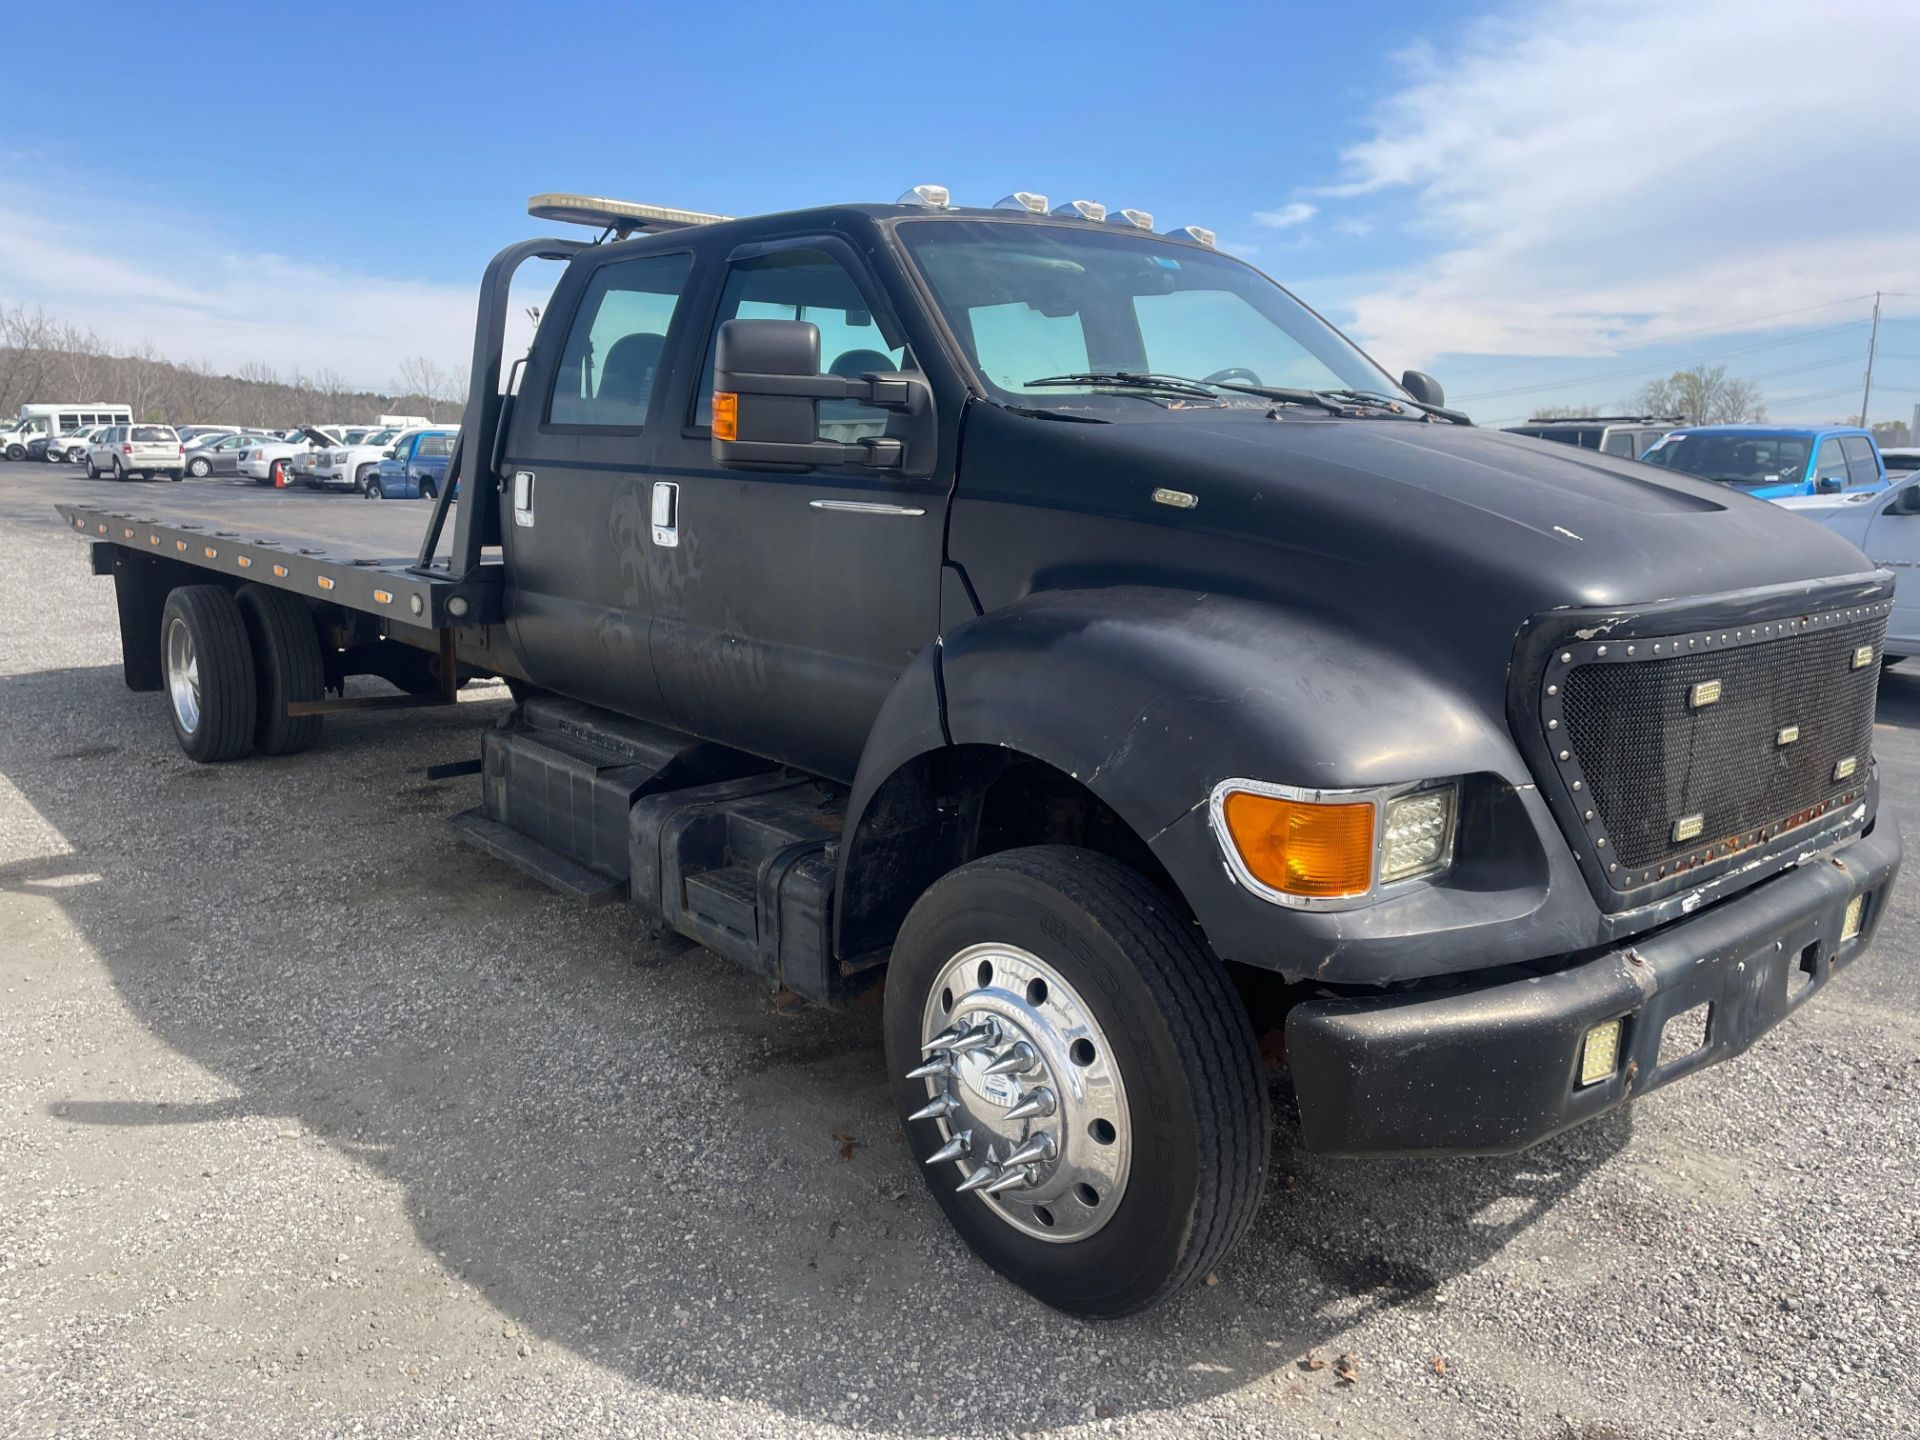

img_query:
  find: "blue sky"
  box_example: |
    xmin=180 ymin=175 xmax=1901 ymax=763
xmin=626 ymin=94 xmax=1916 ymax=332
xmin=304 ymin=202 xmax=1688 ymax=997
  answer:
xmin=4 ymin=0 xmax=1919 ymax=427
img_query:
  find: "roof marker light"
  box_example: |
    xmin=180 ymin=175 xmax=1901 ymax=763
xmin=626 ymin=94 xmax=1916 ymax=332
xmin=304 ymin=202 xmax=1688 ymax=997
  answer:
xmin=1051 ymin=199 xmax=1107 ymax=222
xmin=1106 ymin=208 xmax=1154 ymax=230
xmin=897 ymin=184 xmax=952 ymax=209
xmin=995 ymin=192 xmax=1048 ymax=213
xmin=1163 ymin=224 xmax=1217 ymax=247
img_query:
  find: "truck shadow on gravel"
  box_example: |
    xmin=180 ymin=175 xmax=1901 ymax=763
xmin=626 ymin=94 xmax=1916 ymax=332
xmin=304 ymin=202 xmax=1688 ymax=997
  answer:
xmin=3 ymin=663 xmax=1628 ymax=1433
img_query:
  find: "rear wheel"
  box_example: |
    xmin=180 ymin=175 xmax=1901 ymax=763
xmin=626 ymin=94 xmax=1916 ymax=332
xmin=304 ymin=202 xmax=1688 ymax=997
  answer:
xmin=112 ymin=458 xmax=127 ymax=481
xmin=885 ymin=847 xmax=1269 ymax=1318
xmin=187 ymin=456 xmax=211 ymax=477
xmin=161 ymin=586 xmax=257 ymax=762
xmin=236 ymin=584 xmax=325 ymax=755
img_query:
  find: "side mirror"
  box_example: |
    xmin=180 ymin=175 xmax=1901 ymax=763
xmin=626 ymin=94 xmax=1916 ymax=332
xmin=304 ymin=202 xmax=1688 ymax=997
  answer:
xmin=383 ymin=447 xmax=398 ymax=458
xmin=1817 ymin=476 xmax=1843 ymax=495
xmin=712 ymin=318 xmax=933 ymax=477
xmin=1401 ymin=369 xmax=1444 ymax=407
xmin=1887 ymin=485 xmax=1920 ymax=515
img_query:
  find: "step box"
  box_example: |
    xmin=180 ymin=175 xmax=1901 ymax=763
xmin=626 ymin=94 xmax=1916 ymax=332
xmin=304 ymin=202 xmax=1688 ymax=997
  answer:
xmin=630 ymin=775 xmax=851 ymax=1004
xmin=477 ymin=697 xmax=769 ymax=893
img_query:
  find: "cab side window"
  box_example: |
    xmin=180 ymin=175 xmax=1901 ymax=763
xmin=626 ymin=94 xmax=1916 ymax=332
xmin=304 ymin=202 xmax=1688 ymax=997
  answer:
xmin=548 ymin=251 xmax=695 ymax=428
xmin=419 ymin=433 xmax=454 ymax=458
xmin=1840 ymin=436 xmax=1882 ymax=488
xmin=693 ymin=247 xmax=906 ymax=442
xmin=1813 ymin=438 xmax=1849 ymax=488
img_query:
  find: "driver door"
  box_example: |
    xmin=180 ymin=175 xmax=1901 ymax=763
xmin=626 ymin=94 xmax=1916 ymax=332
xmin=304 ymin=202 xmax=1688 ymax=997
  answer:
xmin=644 ymin=235 xmax=949 ymax=781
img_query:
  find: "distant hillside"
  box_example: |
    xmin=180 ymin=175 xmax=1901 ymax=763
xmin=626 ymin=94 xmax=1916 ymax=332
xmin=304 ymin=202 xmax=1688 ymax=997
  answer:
xmin=0 ymin=306 xmax=466 ymax=429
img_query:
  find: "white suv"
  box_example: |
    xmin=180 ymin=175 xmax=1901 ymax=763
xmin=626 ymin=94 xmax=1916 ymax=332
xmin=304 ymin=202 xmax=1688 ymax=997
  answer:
xmin=237 ymin=427 xmax=342 ymax=486
xmin=87 ymin=424 xmax=185 ymax=481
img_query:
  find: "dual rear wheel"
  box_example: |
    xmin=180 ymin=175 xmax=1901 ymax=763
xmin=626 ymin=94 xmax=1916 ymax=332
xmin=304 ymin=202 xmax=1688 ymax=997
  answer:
xmin=161 ymin=584 xmax=325 ymax=761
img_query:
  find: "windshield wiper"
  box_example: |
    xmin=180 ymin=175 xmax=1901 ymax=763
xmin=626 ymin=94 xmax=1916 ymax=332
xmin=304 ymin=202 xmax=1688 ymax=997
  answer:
xmin=1025 ymin=371 xmax=1356 ymax=417
xmin=1024 ymin=371 xmax=1225 ymax=401
xmin=1319 ymin=389 xmax=1475 ymax=426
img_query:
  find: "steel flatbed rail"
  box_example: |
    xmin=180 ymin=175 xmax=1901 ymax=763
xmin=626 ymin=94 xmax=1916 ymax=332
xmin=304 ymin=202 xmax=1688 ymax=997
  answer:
xmin=57 ymin=501 xmax=502 ymax=630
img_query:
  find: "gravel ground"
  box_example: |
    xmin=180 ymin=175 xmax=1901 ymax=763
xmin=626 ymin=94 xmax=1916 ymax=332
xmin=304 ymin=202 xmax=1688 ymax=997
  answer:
xmin=1 ymin=460 xmax=1916 ymax=1440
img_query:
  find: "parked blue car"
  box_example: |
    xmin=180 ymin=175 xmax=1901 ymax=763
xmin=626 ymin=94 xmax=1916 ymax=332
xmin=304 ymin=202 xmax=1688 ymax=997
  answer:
xmin=364 ymin=428 xmax=457 ymax=499
xmin=1638 ymin=424 xmax=1888 ymax=499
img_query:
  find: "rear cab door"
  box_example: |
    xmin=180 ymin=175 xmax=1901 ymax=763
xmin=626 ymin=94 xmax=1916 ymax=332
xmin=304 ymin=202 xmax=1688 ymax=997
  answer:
xmin=498 ymin=237 xmax=703 ymax=723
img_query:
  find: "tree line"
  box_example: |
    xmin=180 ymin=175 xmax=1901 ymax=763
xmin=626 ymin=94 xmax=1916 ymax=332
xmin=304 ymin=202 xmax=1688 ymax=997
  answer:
xmin=0 ymin=305 xmax=468 ymax=429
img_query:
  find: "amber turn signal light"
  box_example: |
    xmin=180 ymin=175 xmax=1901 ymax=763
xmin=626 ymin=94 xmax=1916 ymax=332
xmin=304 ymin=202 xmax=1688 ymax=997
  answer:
xmin=1220 ymin=791 xmax=1375 ymax=898
xmin=712 ymin=391 xmax=739 ymax=441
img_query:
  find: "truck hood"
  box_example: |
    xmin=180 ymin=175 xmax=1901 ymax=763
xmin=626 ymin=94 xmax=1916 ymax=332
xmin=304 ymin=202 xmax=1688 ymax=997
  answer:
xmin=959 ymin=405 xmax=1879 ymax=676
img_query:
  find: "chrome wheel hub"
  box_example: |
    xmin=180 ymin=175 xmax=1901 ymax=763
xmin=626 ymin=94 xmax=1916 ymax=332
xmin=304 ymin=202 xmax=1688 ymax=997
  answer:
xmin=912 ymin=942 xmax=1130 ymax=1242
xmin=165 ymin=617 xmax=201 ymax=734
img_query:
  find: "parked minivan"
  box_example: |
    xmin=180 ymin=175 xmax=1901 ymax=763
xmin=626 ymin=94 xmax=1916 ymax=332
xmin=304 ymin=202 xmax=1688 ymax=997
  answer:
xmin=1639 ymin=424 xmax=1888 ymax=499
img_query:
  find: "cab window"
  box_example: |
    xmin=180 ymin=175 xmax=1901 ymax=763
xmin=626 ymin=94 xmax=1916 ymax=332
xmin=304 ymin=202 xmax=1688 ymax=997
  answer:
xmin=1600 ymin=430 xmax=1637 ymax=457
xmin=1840 ymin=436 xmax=1881 ymax=488
xmin=693 ymin=247 xmax=905 ymax=442
xmin=418 ymin=433 xmax=454 ymax=457
xmin=549 ymin=251 xmax=695 ymax=428
xmin=1813 ymin=438 xmax=1849 ymax=488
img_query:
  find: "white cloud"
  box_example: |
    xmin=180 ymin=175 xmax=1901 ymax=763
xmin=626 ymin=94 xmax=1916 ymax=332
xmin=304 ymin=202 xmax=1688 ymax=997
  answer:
xmin=1326 ymin=0 xmax=1920 ymax=365
xmin=0 ymin=187 xmax=547 ymax=390
xmin=1254 ymin=202 xmax=1317 ymax=230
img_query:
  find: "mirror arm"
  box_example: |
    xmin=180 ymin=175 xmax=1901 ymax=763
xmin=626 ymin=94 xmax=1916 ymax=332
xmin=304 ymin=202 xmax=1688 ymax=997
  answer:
xmin=721 ymin=435 xmax=905 ymax=471
xmin=716 ymin=369 xmax=920 ymax=411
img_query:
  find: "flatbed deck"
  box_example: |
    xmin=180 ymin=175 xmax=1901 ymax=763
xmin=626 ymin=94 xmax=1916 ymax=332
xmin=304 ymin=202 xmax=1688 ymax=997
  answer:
xmin=57 ymin=500 xmax=502 ymax=630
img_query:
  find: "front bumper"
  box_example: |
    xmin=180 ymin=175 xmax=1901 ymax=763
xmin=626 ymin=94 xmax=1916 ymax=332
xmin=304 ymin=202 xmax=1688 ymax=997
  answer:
xmin=1286 ymin=816 xmax=1901 ymax=1156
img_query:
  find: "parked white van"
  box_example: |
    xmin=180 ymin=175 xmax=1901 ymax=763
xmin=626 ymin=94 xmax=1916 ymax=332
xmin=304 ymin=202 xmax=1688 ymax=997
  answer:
xmin=2 ymin=403 xmax=134 ymax=460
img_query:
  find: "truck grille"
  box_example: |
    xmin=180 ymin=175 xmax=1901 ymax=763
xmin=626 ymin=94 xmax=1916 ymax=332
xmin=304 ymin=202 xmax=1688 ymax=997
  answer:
xmin=1544 ymin=612 xmax=1883 ymax=882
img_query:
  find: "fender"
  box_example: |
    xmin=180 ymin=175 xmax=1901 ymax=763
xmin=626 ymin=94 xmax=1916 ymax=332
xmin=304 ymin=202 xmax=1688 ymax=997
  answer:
xmin=838 ymin=585 xmax=1579 ymax=980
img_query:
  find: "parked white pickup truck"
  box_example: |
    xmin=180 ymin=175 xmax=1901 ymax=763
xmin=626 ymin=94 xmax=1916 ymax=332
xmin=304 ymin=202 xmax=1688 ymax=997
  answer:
xmin=306 ymin=427 xmax=405 ymax=491
xmin=236 ymin=427 xmax=343 ymax=486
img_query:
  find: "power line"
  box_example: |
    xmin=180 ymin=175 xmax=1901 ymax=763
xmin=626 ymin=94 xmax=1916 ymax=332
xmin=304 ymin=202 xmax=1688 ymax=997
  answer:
xmin=1454 ymin=319 xmax=1871 ymax=402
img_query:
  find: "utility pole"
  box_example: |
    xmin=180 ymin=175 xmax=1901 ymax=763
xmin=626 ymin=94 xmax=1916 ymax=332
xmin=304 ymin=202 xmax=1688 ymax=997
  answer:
xmin=1860 ymin=290 xmax=1882 ymax=426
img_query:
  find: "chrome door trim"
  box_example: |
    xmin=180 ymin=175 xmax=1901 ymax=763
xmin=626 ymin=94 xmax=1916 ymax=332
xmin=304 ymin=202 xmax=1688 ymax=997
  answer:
xmin=808 ymin=499 xmax=927 ymax=517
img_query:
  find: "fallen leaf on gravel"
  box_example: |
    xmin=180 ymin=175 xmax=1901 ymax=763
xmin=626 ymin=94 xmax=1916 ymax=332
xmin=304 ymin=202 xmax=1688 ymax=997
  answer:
xmin=1300 ymin=1349 xmax=1327 ymax=1372
xmin=1431 ymin=1355 xmax=1448 ymax=1376
xmin=1334 ymin=1353 xmax=1360 ymax=1386
xmin=827 ymin=1218 xmax=843 ymax=1239
xmin=833 ymin=1132 xmax=861 ymax=1162
xmin=1094 ymin=1404 xmax=1116 ymax=1419
xmin=1204 ymin=1271 xmax=1220 ymax=1286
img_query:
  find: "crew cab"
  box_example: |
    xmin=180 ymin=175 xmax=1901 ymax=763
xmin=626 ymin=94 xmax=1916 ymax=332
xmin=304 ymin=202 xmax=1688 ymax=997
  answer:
xmin=364 ymin=427 xmax=457 ymax=498
xmin=1641 ymin=424 xmax=1889 ymax=498
xmin=56 ymin=188 xmax=1903 ymax=1319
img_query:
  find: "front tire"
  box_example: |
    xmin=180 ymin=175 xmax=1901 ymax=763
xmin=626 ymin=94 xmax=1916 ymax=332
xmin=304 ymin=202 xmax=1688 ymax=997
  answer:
xmin=161 ymin=586 xmax=258 ymax=762
xmin=885 ymin=847 xmax=1269 ymax=1318
xmin=188 ymin=456 xmax=211 ymax=477
xmin=366 ymin=479 xmax=384 ymax=499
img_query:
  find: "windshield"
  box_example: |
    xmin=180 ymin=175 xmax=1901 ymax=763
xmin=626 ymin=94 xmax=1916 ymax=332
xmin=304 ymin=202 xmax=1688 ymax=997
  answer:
xmin=896 ymin=219 xmax=1396 ymax=411
xmin=1641 ymin=432 xmax=1810 ymax=485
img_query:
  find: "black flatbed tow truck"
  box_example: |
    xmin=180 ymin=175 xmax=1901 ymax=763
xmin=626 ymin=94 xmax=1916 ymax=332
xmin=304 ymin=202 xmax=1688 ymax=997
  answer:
xmin=58 ymin=188 xmax=1903 ymax=1318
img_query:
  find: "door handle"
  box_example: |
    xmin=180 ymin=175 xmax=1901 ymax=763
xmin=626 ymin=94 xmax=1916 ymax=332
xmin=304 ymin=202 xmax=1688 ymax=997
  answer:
xmin=651 ymin=481 xmax=680 ymax=547
xmin=512 ymin=470 xmax=535 ymax=527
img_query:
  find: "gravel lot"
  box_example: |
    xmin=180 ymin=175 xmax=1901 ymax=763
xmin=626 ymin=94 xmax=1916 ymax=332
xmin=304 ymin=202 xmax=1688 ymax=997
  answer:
xmin=1 ymin=459 xmax=1916 ymax=1440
